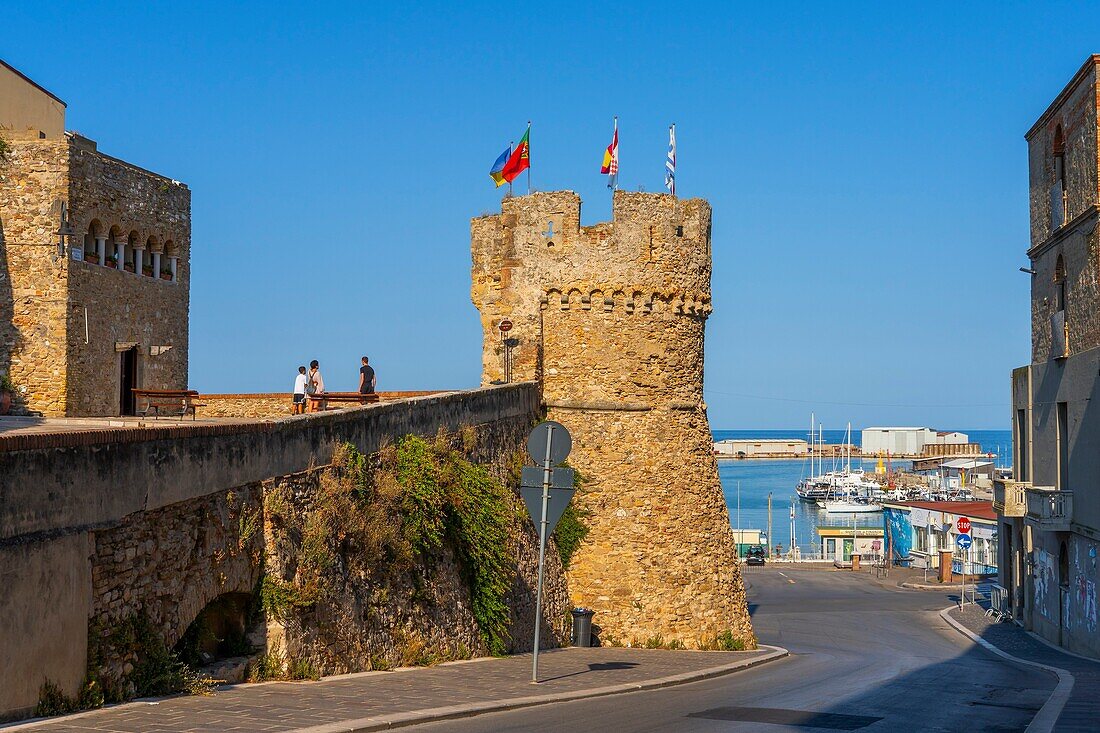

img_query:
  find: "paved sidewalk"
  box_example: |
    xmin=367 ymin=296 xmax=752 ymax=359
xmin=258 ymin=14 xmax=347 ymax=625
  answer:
xmin=3 ymin=646 xmax=785 ymax=733
xmin=947 ymin=604 xmax=1100 ymax=732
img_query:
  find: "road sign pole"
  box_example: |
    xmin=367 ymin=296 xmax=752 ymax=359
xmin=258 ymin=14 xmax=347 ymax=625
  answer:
xmin=531 ymin=425 xmax=554 ymax=683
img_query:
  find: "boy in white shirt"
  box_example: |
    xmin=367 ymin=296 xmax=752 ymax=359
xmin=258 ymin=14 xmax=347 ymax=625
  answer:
xmin=292 ymin=366 xmax=308 ymax=414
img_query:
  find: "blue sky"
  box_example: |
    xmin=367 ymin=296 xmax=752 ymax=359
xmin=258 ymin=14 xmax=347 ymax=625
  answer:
xmin=5 ymin=2 xmax=1094 ymax=428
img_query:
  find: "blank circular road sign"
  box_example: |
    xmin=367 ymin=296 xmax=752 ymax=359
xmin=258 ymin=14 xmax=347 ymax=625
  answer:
xmin=527 ymin=421 xmax=571 ymax=466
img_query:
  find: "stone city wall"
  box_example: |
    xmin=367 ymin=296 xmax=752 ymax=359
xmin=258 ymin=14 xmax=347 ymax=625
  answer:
xmin=0 ymin=135 xmax=71 ymax=415
xmin=0 ymin=385 xmax=560 ymax=720
xmin=195 ymin=391 xmax=449 ymax=419
xmin=472 ymin=191 xmax=752 ymax=648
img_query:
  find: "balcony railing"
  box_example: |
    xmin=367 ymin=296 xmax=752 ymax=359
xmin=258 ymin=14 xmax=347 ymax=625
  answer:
xmin=1025 ymin=486 xmax=1073 ymax=531
xmin=993 ymin=479 xmax=1027 ymax=517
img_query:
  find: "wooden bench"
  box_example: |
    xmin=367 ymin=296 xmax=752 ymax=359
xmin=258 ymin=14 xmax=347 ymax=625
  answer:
xmin=133 ymin=389 xmax=202 ymax=419
xmin=307 ymin=392 xmax=380 ymax=411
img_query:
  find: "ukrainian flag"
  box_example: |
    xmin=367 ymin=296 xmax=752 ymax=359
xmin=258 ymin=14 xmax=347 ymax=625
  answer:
xmin=489 ymin=146 xmax=510 ymax=187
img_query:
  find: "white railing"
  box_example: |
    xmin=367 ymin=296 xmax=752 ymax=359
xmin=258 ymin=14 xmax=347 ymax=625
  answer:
xmin=1025 ymin=486 xmax=1073 ymax=529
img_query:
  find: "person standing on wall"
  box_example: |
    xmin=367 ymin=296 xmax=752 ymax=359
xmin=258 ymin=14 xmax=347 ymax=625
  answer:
xmin=292 ymin=365 xmax=308 ymax=415
xmin=359 ymin=356 xmax=376 ymax=394
xmin=308 ymin=359 xmax=325 ymax=411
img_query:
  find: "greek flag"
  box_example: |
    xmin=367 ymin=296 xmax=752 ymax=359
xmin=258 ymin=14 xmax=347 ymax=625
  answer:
xmin=665 ymin=124 xmax=676 ymax=195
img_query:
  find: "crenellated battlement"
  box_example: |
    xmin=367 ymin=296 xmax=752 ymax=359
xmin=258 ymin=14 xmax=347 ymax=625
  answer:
xmin=472 ymin=191 xmax=712 ymax=304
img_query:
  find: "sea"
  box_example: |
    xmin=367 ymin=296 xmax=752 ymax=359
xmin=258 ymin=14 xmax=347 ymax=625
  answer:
xmin=713 ymin=428 xmax=1013 ymax=553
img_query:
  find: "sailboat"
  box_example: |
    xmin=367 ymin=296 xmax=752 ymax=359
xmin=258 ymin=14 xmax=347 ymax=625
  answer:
xmin=795 ymin=414 xmax=830 ymax=500
xmin=818 ymin=422 xmax=882 ymax=514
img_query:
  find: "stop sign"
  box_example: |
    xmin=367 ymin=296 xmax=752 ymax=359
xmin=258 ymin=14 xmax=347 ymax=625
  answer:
xmin=498 ymin=319 xmax=513 ymax=333
xmin=956 ymin=517 xmax=972 ymax=534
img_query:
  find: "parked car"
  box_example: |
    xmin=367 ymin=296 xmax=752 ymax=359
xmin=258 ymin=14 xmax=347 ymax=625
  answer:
xmin=745 ymin=545 xmax=767 ymax=566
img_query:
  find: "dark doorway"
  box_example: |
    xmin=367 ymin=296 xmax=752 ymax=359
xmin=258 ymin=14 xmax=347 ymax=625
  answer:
xmin=119 ymin=346 xmax=138 ymax=415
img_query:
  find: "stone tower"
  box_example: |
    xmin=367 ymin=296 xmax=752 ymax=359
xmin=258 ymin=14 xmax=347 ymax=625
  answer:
xmin=471 ymin=190 xmax=753 ymax=647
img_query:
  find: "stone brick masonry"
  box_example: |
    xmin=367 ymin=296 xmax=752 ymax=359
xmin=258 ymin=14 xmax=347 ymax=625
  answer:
xmin=0 ymin=131 xmax=189 ymax=416
xmin=471 ymin=191 xmax=753 ymax=647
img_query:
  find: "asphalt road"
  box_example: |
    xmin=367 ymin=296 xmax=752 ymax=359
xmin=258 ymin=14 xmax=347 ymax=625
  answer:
xmin=403 ymin=568 xmax=1055 ymax=732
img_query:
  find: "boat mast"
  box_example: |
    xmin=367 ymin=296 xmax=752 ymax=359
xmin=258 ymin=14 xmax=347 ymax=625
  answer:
xmin=846 ymin=421 xmax=852 ymax=473
xmin=810 ymin=411 xmax=815 ymax=477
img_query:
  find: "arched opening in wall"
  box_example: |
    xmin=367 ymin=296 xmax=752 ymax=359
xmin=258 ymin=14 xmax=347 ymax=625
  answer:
xmin=163 ymin=240 xmax=177 ymax=281
xmin=174 ymin=592 xmax=257 ymax=667
xmin=143 ymin=235 xmax=158 ymax=277
xmin=1052 ymin=125 xmax=1067 ymax=228
xmin=125 ymin=231 xmax=139 ymax=273
xmin=1052 ymin=253 xmax=1069 ymax=358
xmin=107 ymin=225 xmax=122 ymax=268
xmin=81 ymin=220 xmax=101 ymax=263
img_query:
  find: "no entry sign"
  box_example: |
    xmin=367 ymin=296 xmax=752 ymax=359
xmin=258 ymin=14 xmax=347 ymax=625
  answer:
xmin=956 ymin=517 xmax=972 ymax=534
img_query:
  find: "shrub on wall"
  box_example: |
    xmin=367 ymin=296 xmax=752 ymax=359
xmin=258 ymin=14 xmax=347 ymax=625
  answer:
xmin=267 ymin=434 xmax=519 ymax=658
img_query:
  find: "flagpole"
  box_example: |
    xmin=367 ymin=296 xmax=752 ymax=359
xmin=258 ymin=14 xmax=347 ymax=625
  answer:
xmin=612 ymin=116 xmax=618 ymax=197
xmin=508 ymin=141 xmax=513 ymax=198
xmin=526 ymin=120 xmax=531 ymax=195
xmin=670 ymin=123 xmax=677 ymax=218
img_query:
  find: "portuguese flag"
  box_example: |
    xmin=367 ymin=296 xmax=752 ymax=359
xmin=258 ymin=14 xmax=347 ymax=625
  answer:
xmin=501 ymin=124 xmax=530 ymax=183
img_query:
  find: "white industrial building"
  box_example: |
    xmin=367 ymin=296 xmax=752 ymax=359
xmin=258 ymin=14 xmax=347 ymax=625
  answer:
xmin=860 ymin=428 xmax=969 ymax=455
xmin=714 ymin=439 xmax=808 ymax=457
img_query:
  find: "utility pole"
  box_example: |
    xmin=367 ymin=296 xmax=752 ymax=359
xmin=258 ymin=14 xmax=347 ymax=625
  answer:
xmin=736 ymin=480 xmax=741 ymax=553
xmin=767 ymin=493 xmax=773 ymax=559
xmin=789 ymin=500 xmax=795 ymax=561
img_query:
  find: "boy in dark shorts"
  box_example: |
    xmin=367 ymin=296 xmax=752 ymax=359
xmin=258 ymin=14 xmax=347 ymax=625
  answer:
xmin=292 ymin=365 xmax=308 ymax=414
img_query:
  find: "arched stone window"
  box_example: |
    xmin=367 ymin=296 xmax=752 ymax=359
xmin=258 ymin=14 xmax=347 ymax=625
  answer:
xmin=81 ymin=220 xmax=102 ymax=263
xmin=142 ymin=235 xmax=158 ymax=276
xmin=1052 ymin=253 xmax=1069 ymax=359
xmin=125 ymin=231 xmax=139 ymax=273
xmin=162 ymin=239 xmax=177 ymax=281
xmin=107 ymin=225 xmax=122 ymax=268
xmin=1052 ymin=125 xmax=1067 ymax=228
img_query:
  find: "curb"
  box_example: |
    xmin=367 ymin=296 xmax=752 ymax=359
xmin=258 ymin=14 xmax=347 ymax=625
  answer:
xmin=290 ymin=646 xmax=790 ymax=733
xmin=938 ymin=606 xmax=1072 ymax=733
xmin=902 ymin=581 xmax=993 ymax=591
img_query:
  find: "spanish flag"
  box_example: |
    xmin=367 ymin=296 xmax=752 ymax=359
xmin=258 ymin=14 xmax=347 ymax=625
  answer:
xmin=501 ymin=124 xmax=530 ymax=183
xmin=601 ymin=117 xmax=618 ymax=189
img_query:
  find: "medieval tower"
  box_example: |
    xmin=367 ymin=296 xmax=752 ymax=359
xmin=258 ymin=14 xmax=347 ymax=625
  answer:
xmin=472 ymin=190 xmax=753 ymax=646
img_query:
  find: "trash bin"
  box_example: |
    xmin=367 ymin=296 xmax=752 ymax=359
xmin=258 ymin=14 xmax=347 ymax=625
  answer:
xmin=571 ymin=608 xmax=595 ymax=647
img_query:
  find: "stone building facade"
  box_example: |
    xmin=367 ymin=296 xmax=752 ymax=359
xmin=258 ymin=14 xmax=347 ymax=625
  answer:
xmin=997 ymin=55 xmax=1100 ymax=657
xmin=0 ymin=60 xmax=189 ymax=416
xmin=471 ymin=190 xmax=754 ymax=647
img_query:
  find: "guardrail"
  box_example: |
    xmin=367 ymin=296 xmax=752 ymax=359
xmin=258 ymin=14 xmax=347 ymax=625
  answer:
xmin=987 ymin=583 xmax=1011 ymax=620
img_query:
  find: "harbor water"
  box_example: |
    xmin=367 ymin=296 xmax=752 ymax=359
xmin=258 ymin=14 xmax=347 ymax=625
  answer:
xmin=714 ymin=429 xmax=1012 ymax=553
